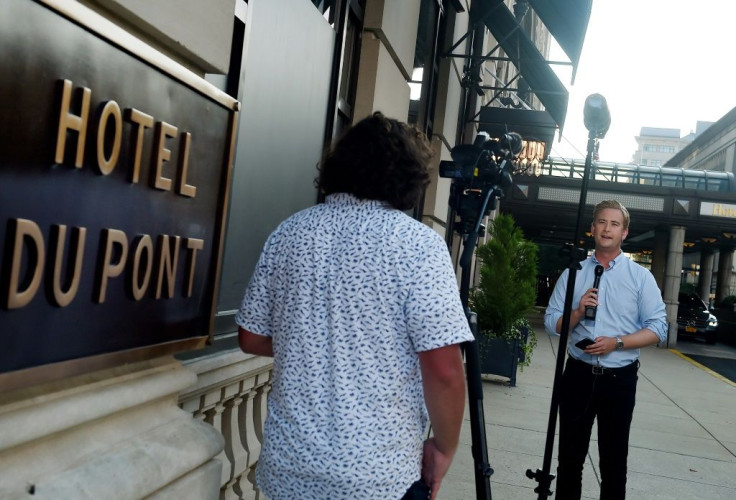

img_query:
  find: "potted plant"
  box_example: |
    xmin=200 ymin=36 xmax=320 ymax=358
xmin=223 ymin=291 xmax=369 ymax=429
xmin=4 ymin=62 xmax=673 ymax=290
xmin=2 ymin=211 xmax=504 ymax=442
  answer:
xmin=471 ymin=214 xmax=538 ymax=386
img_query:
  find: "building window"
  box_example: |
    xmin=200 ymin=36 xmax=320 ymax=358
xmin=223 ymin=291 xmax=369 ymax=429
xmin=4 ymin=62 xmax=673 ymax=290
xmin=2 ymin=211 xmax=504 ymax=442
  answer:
xmin=408 ymin=0 xmax=443 ymax=136
xmin=333 ymin=2 xmax=363 ymax=136
xmin=311 ymin=0 xmax=337 ymax=24
xmin=643 ymin=144 xmax=677 ymax=154
xmin=319 ymin=0 xmax=365 ymax=174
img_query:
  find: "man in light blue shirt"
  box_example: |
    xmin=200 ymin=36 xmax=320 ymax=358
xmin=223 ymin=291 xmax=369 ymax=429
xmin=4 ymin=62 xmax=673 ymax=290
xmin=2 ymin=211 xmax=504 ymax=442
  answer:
xmin=545 ymin=200 xmax=667 ymax=499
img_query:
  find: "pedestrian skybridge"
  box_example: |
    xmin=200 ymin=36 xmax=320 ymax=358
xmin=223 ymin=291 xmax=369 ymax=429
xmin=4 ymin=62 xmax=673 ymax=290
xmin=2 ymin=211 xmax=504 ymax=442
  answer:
xmin=502 ymin=157 xmax=736 ymax=254
xmin=540 ymin=158 xmax=735 ymax=192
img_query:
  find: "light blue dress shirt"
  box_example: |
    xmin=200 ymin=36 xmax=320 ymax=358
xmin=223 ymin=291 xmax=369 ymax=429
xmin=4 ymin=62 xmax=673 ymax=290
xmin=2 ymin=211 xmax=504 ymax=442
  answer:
xmin=544 ymin=252 xmax=667 ymax=367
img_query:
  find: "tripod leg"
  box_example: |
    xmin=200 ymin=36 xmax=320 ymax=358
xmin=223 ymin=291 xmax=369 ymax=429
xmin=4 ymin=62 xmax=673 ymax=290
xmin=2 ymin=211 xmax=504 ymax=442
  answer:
xmin=464 ymin=312 xmax=493 ymax=500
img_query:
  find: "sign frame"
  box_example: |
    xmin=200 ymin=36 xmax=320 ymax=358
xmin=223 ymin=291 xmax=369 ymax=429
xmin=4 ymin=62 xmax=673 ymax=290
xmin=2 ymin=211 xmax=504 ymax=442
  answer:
xmin=0 ymin=0 xmax=240 ymax=391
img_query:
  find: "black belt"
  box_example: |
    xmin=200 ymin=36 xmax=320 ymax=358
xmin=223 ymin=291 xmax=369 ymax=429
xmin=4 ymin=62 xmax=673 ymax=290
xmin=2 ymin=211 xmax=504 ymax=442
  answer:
xmin=567 ymin=355 xmax=639 ymax=375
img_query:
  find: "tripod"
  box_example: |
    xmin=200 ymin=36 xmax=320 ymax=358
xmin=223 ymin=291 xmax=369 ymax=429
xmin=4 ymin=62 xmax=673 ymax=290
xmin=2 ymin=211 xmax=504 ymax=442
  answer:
xmin=526 ymin=94 xmax=611 ymax=499
xmin=445 ymin=182 xmax=506 ymax=500
xmin=438 ymin=129 xmax=521 ymax=499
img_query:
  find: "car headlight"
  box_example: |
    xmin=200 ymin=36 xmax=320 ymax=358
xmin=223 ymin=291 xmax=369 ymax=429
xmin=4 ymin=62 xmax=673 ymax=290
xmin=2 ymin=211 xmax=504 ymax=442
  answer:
xmin=708 ymin=315 xmax=718 ymax=327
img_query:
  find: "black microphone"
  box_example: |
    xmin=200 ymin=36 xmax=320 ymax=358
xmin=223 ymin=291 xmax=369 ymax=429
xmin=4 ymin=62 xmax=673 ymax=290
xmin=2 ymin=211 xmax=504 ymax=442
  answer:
xmin=584 ymin=265 xmax=604 ymax=320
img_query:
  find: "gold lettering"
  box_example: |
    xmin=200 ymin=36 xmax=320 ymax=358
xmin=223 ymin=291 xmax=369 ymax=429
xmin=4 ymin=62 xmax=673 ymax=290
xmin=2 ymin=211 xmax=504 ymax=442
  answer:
xmin=96 ymin=229 xmax=128 ymax=303
xmin=50 ymin=225 xmax=86 ymax=307
xmin=55 ymin=79 xmax=91 ymax=168
xmin=126 ymin=108 xmax=154 ymax=183
xmin=130 ymin=235 xmax=153 ymax=300
xmin=177 ymin=132 xmax=196 ymax=197
xmin=152 ymin=121 xmax=177 ymax=191
xmin=6 ymin=219 xmax=45 ymax=309
xmin=96 ymin=101 xmax=122 ymax=175
xmin=710 ymin=204 xmax=736 ymax=217
xmin=184 ymin=238 xmax=204 ymax=297
xmin=156 ymin=235 xmax=180 ymax=299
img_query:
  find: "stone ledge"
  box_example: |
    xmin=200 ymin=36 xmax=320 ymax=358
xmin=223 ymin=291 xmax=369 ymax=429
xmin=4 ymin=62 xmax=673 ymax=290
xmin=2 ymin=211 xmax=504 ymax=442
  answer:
xmin=0 ymin=357 xmax=224 ymax=498
xmin=0 ymin=357 xmax=195 ymax=450
xmin=23 ymin=416 xmax=223 ymax=499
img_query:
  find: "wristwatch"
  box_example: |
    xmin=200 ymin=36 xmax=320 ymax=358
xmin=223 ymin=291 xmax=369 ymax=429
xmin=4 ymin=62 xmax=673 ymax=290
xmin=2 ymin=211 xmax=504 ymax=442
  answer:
xmin=615 ymin=337 xmax=624 ymax=350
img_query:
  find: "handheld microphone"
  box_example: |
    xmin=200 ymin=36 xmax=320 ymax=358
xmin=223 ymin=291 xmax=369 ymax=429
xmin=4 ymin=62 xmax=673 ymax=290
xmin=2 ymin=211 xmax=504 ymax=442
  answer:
xmin=584 ymin=265 xmax=605 ymax=320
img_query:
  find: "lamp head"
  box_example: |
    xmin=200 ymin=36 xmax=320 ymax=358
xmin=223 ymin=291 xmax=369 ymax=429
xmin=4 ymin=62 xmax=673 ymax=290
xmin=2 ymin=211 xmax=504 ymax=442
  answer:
xmin=583 ymin=93 xmax=611 ymax=139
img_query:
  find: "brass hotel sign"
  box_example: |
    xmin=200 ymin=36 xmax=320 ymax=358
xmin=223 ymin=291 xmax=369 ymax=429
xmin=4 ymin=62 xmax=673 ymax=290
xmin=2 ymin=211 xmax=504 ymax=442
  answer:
xmin=0 ymin=0 xmax=238 ymax=382
xmin=700 ymin=202 xmax=736 ymax=218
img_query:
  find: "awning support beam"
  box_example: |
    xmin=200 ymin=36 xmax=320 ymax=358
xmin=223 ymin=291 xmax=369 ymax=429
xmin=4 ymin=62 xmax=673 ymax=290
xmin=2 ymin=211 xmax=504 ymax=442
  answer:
xmin=441 ymin=0 xmax=570 ymax=133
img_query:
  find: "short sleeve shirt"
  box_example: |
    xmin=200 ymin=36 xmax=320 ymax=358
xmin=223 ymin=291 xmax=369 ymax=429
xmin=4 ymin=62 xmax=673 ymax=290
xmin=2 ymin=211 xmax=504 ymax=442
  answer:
xmin=235 ymin=193 xmax=473 ymax=499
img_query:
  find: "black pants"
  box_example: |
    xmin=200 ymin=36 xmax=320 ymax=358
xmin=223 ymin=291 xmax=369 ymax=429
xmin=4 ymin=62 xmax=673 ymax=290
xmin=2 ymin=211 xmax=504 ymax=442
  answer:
xmin=401 ymin=479 xmax=430 ymax=499
xmin=555 ymin=357 xmax=639 ymax=500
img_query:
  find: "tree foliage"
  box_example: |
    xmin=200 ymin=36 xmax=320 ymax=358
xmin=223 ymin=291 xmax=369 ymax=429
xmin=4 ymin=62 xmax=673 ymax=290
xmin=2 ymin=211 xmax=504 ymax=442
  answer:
xmin=472 ymin=214 xmax=539 ymax=337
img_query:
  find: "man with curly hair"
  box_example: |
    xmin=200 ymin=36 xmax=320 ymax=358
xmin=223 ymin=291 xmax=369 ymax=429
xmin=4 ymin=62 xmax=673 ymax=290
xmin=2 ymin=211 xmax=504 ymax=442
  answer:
xmin=236 ymin=112 xmax=473 ymax=500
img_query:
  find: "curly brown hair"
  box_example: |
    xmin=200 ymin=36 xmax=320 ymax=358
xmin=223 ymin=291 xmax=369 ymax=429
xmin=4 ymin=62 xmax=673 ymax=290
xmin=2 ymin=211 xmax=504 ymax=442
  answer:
xmin=317 ymin=112 xmax=433 ymax=210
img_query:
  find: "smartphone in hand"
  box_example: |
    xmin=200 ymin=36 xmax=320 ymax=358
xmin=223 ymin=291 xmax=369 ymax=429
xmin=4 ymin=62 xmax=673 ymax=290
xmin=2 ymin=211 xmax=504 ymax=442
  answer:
xmin=575 ymin=338 xmax=595 ymax=350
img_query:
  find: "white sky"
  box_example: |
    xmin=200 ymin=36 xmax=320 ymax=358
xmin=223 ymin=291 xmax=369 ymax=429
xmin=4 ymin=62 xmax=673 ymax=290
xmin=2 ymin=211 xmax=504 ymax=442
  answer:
xmin=547 ymin=0 xmax=736 ymax=163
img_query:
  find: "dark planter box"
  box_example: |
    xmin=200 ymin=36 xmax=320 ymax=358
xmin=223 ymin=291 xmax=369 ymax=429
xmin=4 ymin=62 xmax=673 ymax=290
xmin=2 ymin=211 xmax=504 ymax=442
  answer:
xmin=477 ymin=329 xmax=526 ymax=387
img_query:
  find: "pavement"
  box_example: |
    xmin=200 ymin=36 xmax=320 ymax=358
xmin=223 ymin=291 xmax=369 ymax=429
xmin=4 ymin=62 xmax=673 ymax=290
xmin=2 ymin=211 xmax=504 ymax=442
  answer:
xmin=440 ymin=308 xmax=736 ymax=499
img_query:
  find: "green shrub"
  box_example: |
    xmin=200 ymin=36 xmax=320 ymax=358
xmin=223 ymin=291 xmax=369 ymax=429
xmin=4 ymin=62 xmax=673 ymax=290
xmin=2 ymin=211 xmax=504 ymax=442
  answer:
xmin=471 ymin=213 xmax=538 ymax=341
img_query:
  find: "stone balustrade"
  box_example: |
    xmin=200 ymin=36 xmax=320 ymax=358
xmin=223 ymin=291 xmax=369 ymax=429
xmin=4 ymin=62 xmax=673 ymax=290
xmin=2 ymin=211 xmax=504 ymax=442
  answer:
xmin=180 ymin=347 xmax=274 ymax=500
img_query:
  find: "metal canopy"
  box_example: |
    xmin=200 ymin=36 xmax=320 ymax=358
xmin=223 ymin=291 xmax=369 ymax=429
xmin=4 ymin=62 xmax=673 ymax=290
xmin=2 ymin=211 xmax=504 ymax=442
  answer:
xmin=528 ymin=0 xmax=593 ymax=83
xmin=471 ymin=0 xmax=570 ymax=133
xmin=479 ymin=107 xmax=557 ymax=157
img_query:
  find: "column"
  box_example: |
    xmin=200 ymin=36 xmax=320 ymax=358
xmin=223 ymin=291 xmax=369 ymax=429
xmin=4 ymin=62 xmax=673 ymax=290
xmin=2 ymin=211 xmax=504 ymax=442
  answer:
xmin=716 ymin=248 xmax=735 ymax=305
xmin=650 ymin=227 xmax=669 ymax=290
xmin=698 ymin=250 xmax=715 ymax=304
xmin=725 ymin=143 xmax=735 ymax=174
xmin=663 ymin=226 xmax=686 ymax=347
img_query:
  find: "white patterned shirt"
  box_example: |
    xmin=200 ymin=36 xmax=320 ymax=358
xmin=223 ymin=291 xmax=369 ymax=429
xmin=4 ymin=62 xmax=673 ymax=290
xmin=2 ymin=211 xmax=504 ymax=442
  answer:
xmin=235 ymin=193 xmax=473 ymax=500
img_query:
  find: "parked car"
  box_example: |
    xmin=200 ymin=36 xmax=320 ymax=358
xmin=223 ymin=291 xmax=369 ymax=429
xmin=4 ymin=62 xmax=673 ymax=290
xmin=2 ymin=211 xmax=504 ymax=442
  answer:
xmin=677 ymin=293 xmax=718 ymax=344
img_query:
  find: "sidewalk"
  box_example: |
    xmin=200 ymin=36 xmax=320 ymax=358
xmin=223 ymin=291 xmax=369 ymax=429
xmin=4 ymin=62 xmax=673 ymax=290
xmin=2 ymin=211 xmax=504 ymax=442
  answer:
xmin=440 ymin=309 xmax=736 ymax=499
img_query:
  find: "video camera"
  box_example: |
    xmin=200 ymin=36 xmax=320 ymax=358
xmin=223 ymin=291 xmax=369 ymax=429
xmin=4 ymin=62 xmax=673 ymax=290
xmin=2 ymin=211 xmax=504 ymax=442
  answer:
xmin=440 ymin=132 xmax=522 ymax=189
xmin=440 ymin=132 xmax=522 ymax=235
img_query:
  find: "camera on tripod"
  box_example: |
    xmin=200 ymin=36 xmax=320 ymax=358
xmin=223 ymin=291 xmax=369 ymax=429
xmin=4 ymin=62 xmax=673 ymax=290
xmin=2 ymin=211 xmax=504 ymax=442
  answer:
xmin=440 ymin=132 xmax=522 ymax=235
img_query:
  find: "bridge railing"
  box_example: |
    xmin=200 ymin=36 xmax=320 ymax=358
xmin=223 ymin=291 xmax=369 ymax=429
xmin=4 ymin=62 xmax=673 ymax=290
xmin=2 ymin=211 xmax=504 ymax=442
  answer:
xmin=538 ymin=157 xmax=735 ymax=192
